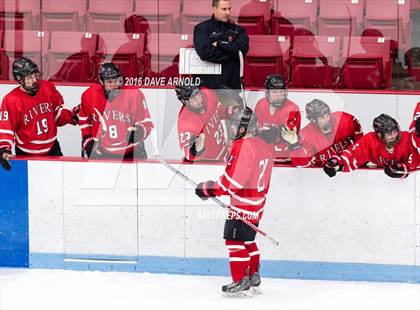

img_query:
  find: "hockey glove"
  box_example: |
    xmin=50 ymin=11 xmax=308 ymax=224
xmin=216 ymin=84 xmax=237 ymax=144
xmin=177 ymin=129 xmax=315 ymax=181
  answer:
xmin=189 ymin=134 xmax=206 ymax=157
xmin=415 ymin=117 xmax=420 ymax=137
xmin=82 ymin=137 xmax=95 ymax=158
xmin=281 ymin=126 xmax=300 ymax=150
xmin=127 ymin=124 xmax=146 ymax=144
xmin=384 ymin=163 xmax=409 ymax=179
xmin=0 ymin=148 xmax=12 ymax=171
xmin=71 ymin=104 xmax=80 ymax=125
xmin=323 ymin=156 xmax=344 ymax=178
xmin=195 ymin=180 xmax=216 ymax=201
xmin=259 ymin=127 xmax=278 ymax=144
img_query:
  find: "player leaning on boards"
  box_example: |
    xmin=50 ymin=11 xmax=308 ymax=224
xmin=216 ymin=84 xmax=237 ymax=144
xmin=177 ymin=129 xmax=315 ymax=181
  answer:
xmin=409 ymin=100 xmax=420 ymax=170
xmin=193 ymin=0 xmax=249 ymax=89
xmin=195 ymin=107 xmax=275 ymax=298
xmin=176 ymin=83 xmax=239 ymax=161
xmin=282 ymin=99 xmax=363 ymax=168
xmin=323 ymin=114 xmax=416 ymax=179
xmin=0 ymin=57 xmax=79 ymax=171
xmin=254 ymin=74 xmax=301 ymax=162
xmin=79 ymin=63 xmax=153 ymax=159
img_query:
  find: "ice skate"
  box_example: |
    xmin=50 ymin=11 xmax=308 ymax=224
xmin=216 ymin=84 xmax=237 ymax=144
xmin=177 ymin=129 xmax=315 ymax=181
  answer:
xmin=250 ymin=270 xmax=262 ymax=295
xmin=221 ymin=276 xmax=252 ymax=298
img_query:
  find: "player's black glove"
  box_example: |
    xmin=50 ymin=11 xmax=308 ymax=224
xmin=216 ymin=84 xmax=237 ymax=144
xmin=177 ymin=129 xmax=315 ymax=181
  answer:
xmin=0 ymin=147 xmax=12 ymax=171
xmin=323 ymin=156 xmax=344 ymax=178
xmin=82 ymin=137 xmax=95 ymax=158
xmin=127 ymin=124 xmax=145 ymax=144
xmin=195 ymin=180 xmax=216 ymax=201
xmin=415 ymin=118 xmax=420 ymax=137
xmin=259 ymin=127 xmax=278 ymax=144
xmin=71 ymin=105 xmax=80 ymax=125
xmin=189 ymin=134 xmax=206 ymax=157
xmin=384 ymin=163 xmax=409 ymax=179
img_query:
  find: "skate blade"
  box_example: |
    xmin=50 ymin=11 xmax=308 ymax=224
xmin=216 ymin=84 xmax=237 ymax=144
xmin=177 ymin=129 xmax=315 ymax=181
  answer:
xmin=251 ymin=285 xmax=262 ymax=295
xmin=222 ymin=289 xmax=253 ymax=298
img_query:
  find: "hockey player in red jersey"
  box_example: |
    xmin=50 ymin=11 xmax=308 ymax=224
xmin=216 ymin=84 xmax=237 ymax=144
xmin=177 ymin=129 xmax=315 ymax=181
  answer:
xmin=323 ymin=114 xmax=414 ymax=179
xmin=195 ymin=107 xmax=274 ymax=297
xmin=254 ymin=75 xmax=301 ymax=162
xmin=176 ymin=84 xmax=238 ymax=161
xmin=282 ymin=99 xmax=363 ymax=167
xmin=406 ymin=100 xmax=420 ymax=171
xmin=0 ymin=57 xmax=79 ymax=171
xmin=79 ymin=63 xmax=153 ymax=159
xmin=409 ymin=101 xmax=420 ymax=154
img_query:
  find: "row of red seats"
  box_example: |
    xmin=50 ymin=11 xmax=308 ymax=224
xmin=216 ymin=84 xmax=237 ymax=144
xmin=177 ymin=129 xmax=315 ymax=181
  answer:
xmin=0 ymin=30 xmax=192 ymax=83
xmin=0 ymin=0 xmax=416 ymax=48
xmin=1 ymin=30 xmax=411 ymax=89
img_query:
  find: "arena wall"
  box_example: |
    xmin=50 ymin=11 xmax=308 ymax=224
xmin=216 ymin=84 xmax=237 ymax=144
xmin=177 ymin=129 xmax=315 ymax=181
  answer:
xmin=0 ymin=84 xmax=419 ymax=283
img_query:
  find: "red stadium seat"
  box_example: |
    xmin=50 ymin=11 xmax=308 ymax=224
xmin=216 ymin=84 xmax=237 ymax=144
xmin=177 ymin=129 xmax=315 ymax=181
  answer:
xmin=289 ymin=35 xmax=341 ymax=88
xmin=0 ymin=0 xmax=40 ymax=30
xmin=405 ymin=47 xmax=420 ymax=82
xmin=411 ymin=0 xmax=420 ymax=11
xmin=97 ymin=32 xmax=145 ymax=79
xmin=134 ymin=0 xmax=181 ymax=33
xmin=47 ymin=31 xmax=97 ymax=82
xmin=86 ymin=0 xmax=133 ymax=33
xmin=3 ymin=30 xmax=49 ymax=80
xmin=0 ymin=45 xmax=7 ymax=80
xmin=41 ymin=0 xmax=87 ymax=32
xmin=146 ymin=33 xmax=193 ymax=79
xmin=341 ymin=36 xmax=392 ymax=89
xmin=272 ymin=0 xmax=317 ymax=36
xmin=364 ymin=0 xmax=411 ymax=49
xmin=244 ymin=35 xmax=290 ymax=88
xmin=229 ymin=0 xmax=271 ymax=35
xmin=318 ymin=0 xmax=364 ymax=38
xmin=181 ymin=0 xmax=270 ymax=34
xmin=180 ymin=0 xmax=209 ymax=34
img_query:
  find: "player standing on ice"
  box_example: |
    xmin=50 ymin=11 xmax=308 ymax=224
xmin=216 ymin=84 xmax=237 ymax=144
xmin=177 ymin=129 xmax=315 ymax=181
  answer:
xmin=282 ymin=99 xmax=363 ymax=167
xmin=195 ymin=107 xmax=274 ymax=297
xmin=0 ymin=57 xmax=79 ymax=171
xmin=79 ymin=63 xmax=153 ymax=159
xmin=176 ymin=84 xmax=238 ymax=161
xmin=254 ymin=74 xmax=301 ymax=162
xmin=323 ymin=114 xmax=414 ymax=178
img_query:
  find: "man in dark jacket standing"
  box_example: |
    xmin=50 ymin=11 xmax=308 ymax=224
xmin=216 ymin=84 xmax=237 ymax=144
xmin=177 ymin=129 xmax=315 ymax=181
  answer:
xmin=193 ymin=0 xmax=249 ymax=90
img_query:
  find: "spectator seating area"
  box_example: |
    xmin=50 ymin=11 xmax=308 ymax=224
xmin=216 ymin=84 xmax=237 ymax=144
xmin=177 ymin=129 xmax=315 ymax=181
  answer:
xmin=0 ymin=0 xmax=419 ymax=89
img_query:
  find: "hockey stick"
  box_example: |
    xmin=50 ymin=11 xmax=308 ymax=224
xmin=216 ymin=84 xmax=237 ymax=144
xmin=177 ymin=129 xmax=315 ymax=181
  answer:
xmin=238 ymin=50 xmax=247 ymax=110
xmin=150 ymin=130 xmax=279 ymax=246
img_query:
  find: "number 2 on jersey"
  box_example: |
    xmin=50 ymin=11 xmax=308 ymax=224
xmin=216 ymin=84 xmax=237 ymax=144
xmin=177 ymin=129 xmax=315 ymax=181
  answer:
xmin=257 ymin=158 xmax=269 ymax=192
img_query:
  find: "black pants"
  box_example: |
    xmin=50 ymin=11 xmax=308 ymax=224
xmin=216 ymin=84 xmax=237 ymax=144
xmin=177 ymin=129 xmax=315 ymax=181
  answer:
xmin=223 ymin=219 xmax=258 ymax=241
xmin=16 ymin=140 xmax=63 ymax=156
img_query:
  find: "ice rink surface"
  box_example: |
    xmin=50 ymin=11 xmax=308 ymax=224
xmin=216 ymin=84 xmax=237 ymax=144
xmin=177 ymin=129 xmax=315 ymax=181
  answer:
xmin=0 ymin=268 xmax=419 ymax=310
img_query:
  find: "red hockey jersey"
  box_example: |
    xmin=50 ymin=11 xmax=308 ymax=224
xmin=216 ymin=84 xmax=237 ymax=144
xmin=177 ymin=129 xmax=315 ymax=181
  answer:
xmin=409 ymin=101 xmax=420 ymax=151
xmin=340 ymin=131 xmax=415 ymax=172
xmin=254 ymin=98 xmax=301 ymax=160
xmin=177 ymin=88 xmax=229 ymax=161
xmin=79 ymin=85 xmax=153 ymax=155
xmin=0 ymin=81 xmax=75 ymax=155
xmin=212 ymin=136 xmax=274 ymax=224
xmin=291 ymin=111 xmax=363 ymax=167
xmin=407 ymin=101 xmax=420 ymax=170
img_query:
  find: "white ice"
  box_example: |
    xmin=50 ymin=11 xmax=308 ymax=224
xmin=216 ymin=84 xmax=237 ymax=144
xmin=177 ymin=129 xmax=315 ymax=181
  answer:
xmin=0 ymin=268 xmax=419 ymax=310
